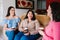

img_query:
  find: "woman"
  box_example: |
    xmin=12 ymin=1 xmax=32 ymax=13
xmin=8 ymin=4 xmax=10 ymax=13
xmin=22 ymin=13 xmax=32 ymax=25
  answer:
xmin=3 ymin=6 xmax=21 ymax=40
xmin=14 ymin=10 xmax=41 ymax=40
xmin=41 ymin=2 xmax=60 ymax=40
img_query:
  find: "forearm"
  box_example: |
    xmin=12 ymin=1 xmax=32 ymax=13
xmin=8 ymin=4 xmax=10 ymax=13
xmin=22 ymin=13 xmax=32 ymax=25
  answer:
xmin=3 ymin=27 xmax=9 ymax=30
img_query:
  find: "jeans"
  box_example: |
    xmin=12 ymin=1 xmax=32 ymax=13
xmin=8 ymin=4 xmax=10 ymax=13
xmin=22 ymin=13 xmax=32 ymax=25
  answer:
xmin=14 ymin=32 xmax=41 ymax=40
xmin=5 ymin=30 xmax=15 ymax=40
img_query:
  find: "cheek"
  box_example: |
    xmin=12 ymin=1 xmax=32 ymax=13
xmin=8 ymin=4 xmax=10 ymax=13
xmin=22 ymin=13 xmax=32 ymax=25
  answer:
xmin=27 ymin=14 xmax=29 ymax=17
xmin=47 ymin=10 xmax=52 ymax=16
xmin=11 ymin=11 xmax=15 ymax=13
xmin=10 ymin=11 xmax=12 ymax=14
xmin=47 ymin=12 xmax=52 ymax=17
xmin=10 ymin=11 xmax=15 ymax=15
xmin=27 ymin=14 xmax=33 ymax=18
xmin=31 ymin=15 xmax=33 ymax=17
xmin=12 ymin=11 xmax=15 ymax=13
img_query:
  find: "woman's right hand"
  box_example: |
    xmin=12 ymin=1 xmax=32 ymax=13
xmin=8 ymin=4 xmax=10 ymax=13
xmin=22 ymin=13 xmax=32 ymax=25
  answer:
xmin=24 ymin=32 xmax=30 ymax=36
xmin=22 ymin=29 xmax=30 ymax=35
xmin=22 ymin=28 xmax=28 ymax=33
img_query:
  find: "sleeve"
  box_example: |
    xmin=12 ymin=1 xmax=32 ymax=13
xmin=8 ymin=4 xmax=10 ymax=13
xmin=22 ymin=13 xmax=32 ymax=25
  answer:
xmin=53 ymin=23 xmax=60 ymax=40
xmin=35 ymin=20 xmax=40 ymax=31
xmin=17 ymin=17 xmax=21 ymax=23
xmin=3 ymin=18 xmax=7 ymax=24
xmin=19 ymin=21 xmax=23 ymax=32
xmin=30 ymin=20 xmax=40 ymax=35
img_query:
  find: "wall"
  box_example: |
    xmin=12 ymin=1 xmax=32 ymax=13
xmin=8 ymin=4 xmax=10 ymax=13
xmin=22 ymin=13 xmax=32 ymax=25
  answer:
xmin=0 ymin=0 xmax=37 ymax=26
xmin=3 ymin=0 xmax=28 ymax=17
xmin=3 ymin=0 xmax=37 ymax=17
xmin=0 ymin=0 xmax=28 ymax=26
xmin=0 ymin=0 xmax=4 ymax=25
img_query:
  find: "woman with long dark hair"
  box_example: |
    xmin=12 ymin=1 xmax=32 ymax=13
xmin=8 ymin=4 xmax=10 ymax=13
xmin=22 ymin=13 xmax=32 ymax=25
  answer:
xmin=3 ymin=6 xmax=21 ymax=40
xmin=14 ymin=9 xmax=41 ymax=40
xmin=40 ymin=2 xmax=60 ymax=40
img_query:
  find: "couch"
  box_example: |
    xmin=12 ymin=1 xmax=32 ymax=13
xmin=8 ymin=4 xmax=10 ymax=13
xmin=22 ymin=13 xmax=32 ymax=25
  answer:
xmin=3 ymin=14 xmax=50 ymax=40
xmin=20 ymin=14 xmax=50 ymax=27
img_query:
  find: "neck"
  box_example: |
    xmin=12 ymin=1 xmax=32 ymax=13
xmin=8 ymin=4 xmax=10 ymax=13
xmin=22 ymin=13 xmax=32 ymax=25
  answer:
xmin=28 ymin=18 xmax=31 ymax=22
xmin=10 ymin=15 xmax=14 ymax=18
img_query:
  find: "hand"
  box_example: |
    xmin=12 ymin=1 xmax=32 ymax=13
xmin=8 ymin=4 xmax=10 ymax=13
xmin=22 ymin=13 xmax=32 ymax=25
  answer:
xmin=23 ymin=28 xmax=28 ymax=33
xmin=23 ymin=30 xmax=28 ymax=33
xmin=7 ymin=28 xmax=13 ymax=31
xmin=24 ymin=32 xmax=30 ymax=36
xmin=33 ymin=31 xmax=39 ymax=34
xmin=38 ymin=27 xmax=44 ymax=31
xmin=39 ymin=30 xmax=44 ymax=36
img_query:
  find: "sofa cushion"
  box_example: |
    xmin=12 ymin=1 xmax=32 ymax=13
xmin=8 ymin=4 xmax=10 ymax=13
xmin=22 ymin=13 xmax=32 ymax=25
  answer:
xmin=36 ymin=15 xmax=50 ymax=27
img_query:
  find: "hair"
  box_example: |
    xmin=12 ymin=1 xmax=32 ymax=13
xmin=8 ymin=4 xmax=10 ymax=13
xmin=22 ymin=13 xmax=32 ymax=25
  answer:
xmin=24 ymin=9 xmax=36 ymax=20
xmin=6 ymin=6 xmax=15 ymax=17
xmin=50 ymin=2 xmax=60 ymax=22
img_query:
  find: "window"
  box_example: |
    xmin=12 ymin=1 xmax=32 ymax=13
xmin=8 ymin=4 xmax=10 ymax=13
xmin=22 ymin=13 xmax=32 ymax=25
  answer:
xmin=37 ymin=0 xmax=46 ymax=10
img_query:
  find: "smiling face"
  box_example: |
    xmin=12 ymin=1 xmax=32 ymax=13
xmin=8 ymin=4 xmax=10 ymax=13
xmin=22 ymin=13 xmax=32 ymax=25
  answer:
xmin=10 ymin=8 xmax=15 ymax=16
xmin=27 ymin=11 xmax=33 ymax=19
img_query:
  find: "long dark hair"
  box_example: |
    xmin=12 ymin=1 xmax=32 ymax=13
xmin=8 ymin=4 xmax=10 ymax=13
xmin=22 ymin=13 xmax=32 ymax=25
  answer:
xmin=50 ymin=2 xmax=60 ymax=22
xmin=25 ymin=9 xmax=36 ymax=20
xmin=6 ymin=6 xmax=15 ymax=17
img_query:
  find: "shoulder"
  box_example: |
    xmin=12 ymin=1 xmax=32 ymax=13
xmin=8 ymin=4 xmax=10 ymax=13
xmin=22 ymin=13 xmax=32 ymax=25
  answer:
xmin=47 ymin=21 xmax=59 ymax=28
xmin=34 ymin=19 xmax=39 ymax=22
xmin=14 ymin=16 xmax=21 ymax=20
xmin=52 ymin=21 xmax=60 ymax=25
xmin=21 ymin=19 xmax=28 ymax=23
xmin=50 ymin=21 xmax=60 ymax=30
xmin=3 ymin=17 xmax=8 ymax=23
xmin=4 ymin=16 xmax=9 ymax=20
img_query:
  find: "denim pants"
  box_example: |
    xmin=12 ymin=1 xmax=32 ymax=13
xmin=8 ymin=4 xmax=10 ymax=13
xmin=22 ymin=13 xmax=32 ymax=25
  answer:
xmin=5 ymin=30 xmax=15 ymax=40
xmin=14 ymin=32 xmax=41 ymax=40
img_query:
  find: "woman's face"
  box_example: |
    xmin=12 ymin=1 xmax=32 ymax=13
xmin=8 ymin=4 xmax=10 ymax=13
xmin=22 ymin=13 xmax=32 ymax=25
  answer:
xmin=47 ymin=5 xmax=52 ymax=17
xmin=10 ymin=8 xmax=15 ymax=16
xmin=27 ymin=11 xmax=33 ymax=19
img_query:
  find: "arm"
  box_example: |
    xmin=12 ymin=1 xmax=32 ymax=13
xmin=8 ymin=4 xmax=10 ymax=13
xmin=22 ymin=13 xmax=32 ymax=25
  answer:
xmin=3 ymin=18 xmax=11 ymax=30
xmin=19 ymin=21 xmax=24 ymax=32
xmin=35 ymin=20 xmax=40 ymax=31
xmin=3 ymin=24 xmax=8 ymax=30
xmin=13 ymin=17 xmax=21 ymax=31
xmin=3 ymin=24 xmax=12 ymax=30
xmin=13 ymin=22 xmax=20 ymax=31
xmin=33 ymin=20 xmax=40 ymax=34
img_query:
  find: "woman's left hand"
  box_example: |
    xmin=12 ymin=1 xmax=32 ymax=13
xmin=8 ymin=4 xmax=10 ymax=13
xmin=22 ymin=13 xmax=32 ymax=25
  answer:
xmin=24 ymin=32 xmax=30 ymax=35
xmin=39 ymin=30 xmax=44 ymax=36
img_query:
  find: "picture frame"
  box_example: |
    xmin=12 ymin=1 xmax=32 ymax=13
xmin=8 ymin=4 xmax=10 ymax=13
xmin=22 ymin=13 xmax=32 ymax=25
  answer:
xmin=15 ymin=0 xmax=34 ymax=9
